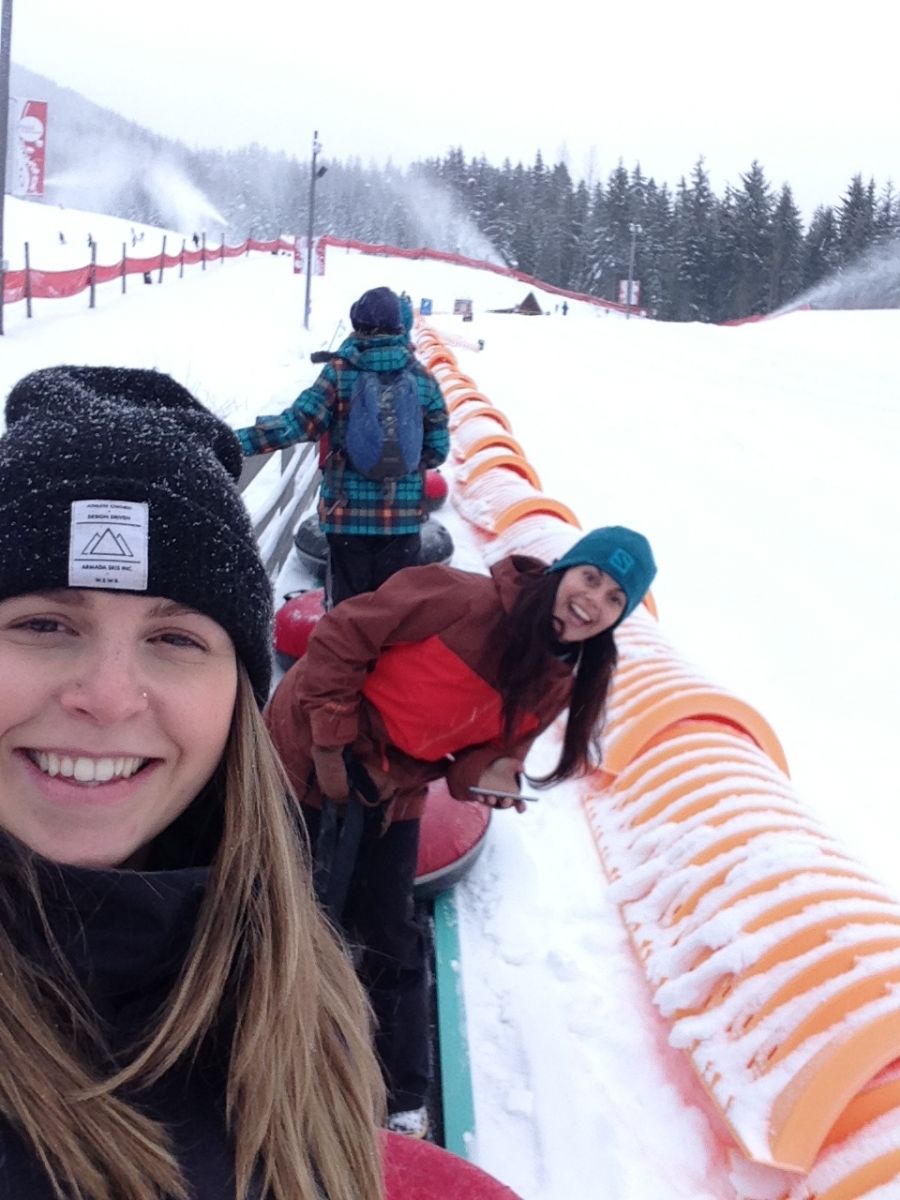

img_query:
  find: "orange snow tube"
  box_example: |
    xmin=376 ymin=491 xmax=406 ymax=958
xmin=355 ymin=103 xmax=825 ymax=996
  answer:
xmin=585 ymin=658 xmax=900 ymax=1177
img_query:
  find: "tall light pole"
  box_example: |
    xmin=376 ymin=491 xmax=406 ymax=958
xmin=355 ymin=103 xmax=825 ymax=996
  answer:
xmin=303 ymin=130 xmax=327 ymax=331
xmin=626 ymin=221 xmax=641 ymax=320
xmin=0 ymin=0 xmax=13 ymax=337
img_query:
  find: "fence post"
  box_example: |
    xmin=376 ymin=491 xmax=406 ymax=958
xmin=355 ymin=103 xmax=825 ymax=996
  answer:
xmin=89 ymin=239 xmax=97 ymax=309
xmin=121 ymin=243 xmax=127 ymax=294
xmin=179 ymin=238 xmax=185 ymax=279
xmin=24 ymin=241 xmax=32 ymax=318
xmin=246 ymin=230 xmax=251 ymax=256
xmin=201 ymin=232 xmax=206 ymax=271
xmin=220 ymin=235 xmax=225 ymax=264
xmin=158 ymin=234 xmax=166 ymax=284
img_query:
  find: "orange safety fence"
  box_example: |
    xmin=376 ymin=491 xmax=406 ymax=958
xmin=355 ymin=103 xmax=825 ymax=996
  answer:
xmin=414 ymin=319 xmax=900 ymax=1199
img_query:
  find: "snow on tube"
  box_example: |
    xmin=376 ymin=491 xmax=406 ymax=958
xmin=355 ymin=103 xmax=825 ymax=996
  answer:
xmin=421 ymin=345 xmax=458 ymax=371
xmin=604 ymin=610 xmax=788 ymax=775
xmin=456 ymin=449 xmax=542 ymax=491
xmin=429 ymin=363 xmax=461 ymax=387
xmin=449 ymin=400 xmax=512 ymax=434
xmin=383 ymin=1131 xmax=521 ymax=1199
xmin=292 ymin=515 xmax=455 ymax=581
xmin=414 ymin=779 xmax=490 ymax=898
xmin=423 ymin=468 xmax=449 ymax=511
xmin=438 ymin=372 xmax=479 ymax=397
xmin=595 ymin=609 xmax=792 ymax=777
xmin=452 ymin=454 xmax=580 ymax=538
xmin=273 ymin=587 xmax=325 ymax=669
xmin=452 ymin=413 xmax=525 ymax=463
xmin=444 ymin=387 xmax=494 ymax=413
xmin=584 ymin=663 xmax=900 ymax=1175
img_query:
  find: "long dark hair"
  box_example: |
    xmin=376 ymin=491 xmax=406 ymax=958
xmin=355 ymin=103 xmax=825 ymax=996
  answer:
xmin=0 ymin=668 xmax=384 ymax=1200
xmin=497 ymin=564 xmax=618 ymax=786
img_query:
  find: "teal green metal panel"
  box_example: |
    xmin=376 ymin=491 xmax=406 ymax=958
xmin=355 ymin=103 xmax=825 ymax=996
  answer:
xmin=433 ymin=888 xmax=477 ymax=1158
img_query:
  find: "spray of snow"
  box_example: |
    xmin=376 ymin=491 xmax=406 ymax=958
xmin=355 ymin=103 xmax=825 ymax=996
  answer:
xmin=45 ymin=144 xmax=226 ymax=236
xmin=781 ymin=238 xmax=900 ymax=312
xmin=143 ymin=160 xmax=227 ymax=234
xmin=389 ymin=172 xmax=504 ymax=265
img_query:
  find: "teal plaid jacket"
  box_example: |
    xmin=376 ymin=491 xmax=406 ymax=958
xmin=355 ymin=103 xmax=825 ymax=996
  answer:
xmin=236 ymin=334 xmax=449 ymax=535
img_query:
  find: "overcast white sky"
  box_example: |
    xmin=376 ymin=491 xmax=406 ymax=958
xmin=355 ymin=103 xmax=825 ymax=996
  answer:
xmin=11 ymin=0 xmax=899 ymax=220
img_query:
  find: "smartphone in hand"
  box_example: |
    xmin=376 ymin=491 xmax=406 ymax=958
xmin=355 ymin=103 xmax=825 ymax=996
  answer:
xmin=468 ymin=786 xmax=538 ymax=802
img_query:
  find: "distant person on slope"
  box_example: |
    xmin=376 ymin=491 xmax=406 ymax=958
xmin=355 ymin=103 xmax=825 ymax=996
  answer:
xmin=398 ymin=290 xmax=415 ymax=345
xmin=236 ymin=286 xmax=449 ymax=607
xmin=265 ymin=526 xmax=657 ymax=1139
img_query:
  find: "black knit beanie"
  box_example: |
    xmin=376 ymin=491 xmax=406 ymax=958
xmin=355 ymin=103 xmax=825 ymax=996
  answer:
xmin=0 ymin=366 xmax=273 ymax=703
xmin=349 ymin=286 xmax=403 ymax=334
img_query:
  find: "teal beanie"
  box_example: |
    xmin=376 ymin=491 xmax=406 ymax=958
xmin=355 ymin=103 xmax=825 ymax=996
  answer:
xmin=399 ymin=292 xmax=414 ymax=336
xmin=547 ymin=526 xmax=657 ymax=624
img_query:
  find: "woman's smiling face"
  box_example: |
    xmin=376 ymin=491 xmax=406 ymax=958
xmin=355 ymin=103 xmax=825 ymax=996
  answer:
xmin=0 ymin=589 xmax=237 ymax=868
xmin=552 ymin=565 xmax=627 ymax=642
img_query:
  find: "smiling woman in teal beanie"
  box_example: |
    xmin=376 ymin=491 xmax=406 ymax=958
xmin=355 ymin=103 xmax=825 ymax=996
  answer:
xmin=265 ymin=522 xmax=656 ymax=1137
xmin=547 ymin=525 xmax=657 ymax=626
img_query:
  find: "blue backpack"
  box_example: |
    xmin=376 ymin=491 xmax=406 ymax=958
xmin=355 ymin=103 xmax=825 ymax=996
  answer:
xmin=345 ymin=366 xmax=424 ymax=481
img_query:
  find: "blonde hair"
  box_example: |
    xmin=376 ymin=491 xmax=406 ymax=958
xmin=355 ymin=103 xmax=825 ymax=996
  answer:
xmin=0 ymin=666 xmax=386 ymax=1200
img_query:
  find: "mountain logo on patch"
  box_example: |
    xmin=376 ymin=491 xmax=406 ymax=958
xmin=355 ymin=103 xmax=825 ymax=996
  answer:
xmin=78 ymin=527 xmax=135 ymax=558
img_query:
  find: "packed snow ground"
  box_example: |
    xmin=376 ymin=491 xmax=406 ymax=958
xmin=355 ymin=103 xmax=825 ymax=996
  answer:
xmin=3 ymin=196 xmax=900 ymax=1199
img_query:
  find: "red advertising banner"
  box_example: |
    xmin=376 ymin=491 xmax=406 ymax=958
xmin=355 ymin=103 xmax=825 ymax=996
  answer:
xmin=293 ymin=236 xmax=326 ymax=275
xmin=617 ymin=279 xmax=640 ymax=307
xmin=10 ymin=99 xmax=48 ymax=198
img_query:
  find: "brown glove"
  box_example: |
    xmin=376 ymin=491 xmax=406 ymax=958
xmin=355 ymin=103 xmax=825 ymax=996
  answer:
xmin=311 ymin=745 xmax=350 ymax=802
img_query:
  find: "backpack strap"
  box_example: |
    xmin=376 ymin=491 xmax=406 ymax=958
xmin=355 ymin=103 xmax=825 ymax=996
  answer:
xmin=313 ymin=751 xmax=383 ymax=922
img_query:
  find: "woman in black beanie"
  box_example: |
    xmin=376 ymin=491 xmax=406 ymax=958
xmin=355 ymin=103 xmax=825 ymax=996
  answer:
xmin=0 ymin=367 xmax=385 ymax=1200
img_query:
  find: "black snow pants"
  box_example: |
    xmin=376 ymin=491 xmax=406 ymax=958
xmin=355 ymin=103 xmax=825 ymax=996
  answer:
xmin=302 ymin=802 xmax=431 ymax=1113
xmin=324 ymin=532 xmax=421 ymax=608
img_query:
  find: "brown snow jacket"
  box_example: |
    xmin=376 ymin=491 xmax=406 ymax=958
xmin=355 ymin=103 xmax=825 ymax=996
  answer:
xmin=264 ymin=556 xmax=575 ymax=823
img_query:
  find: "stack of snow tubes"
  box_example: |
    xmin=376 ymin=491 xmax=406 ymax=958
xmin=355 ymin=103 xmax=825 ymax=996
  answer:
xmin=416 ymin=317 xmax=900 ymax=1200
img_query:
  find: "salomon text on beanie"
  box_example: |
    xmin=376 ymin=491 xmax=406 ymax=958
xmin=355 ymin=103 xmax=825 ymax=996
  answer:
xmin=547 ymin=525 xmax=657 ymax=624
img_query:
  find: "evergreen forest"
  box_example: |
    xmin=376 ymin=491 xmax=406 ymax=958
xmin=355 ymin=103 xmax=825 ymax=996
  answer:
xmin=12 ymin=64 xmax=900 ymax=322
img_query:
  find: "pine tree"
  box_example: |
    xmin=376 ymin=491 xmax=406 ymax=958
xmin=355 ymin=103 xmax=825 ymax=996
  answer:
xmin=639 ymin=179 xmax=675 ymax=318
xmin=582 ymin=181 xmax=607 ymax=292
xmin=732 ymin=160 xmax=774 ymax=318
xmin=802 ymin=206 xmax=839 ymax=290
xmin=600 ymin=160 xmax=633 ymax=304
xmin=768 ymin=184 xmax=804 ymax=310
xmin=838 ymin=173 xmax=876 ymax=267
xmin=711 ymin=185 xmax=741 ymax=320
xmin=672 ymin=159 xmax=717 ymax=320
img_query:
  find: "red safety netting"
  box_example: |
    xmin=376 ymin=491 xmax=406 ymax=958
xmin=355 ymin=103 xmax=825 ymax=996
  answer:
xmin=317 ymin=234 xmax=646 ymax=316
xmin=1 ymin=230 xmax=634 ymax=319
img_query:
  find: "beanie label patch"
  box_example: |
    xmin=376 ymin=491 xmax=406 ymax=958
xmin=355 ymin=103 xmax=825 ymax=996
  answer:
xmin=68 ymin=500 xmax=149 ymax=592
